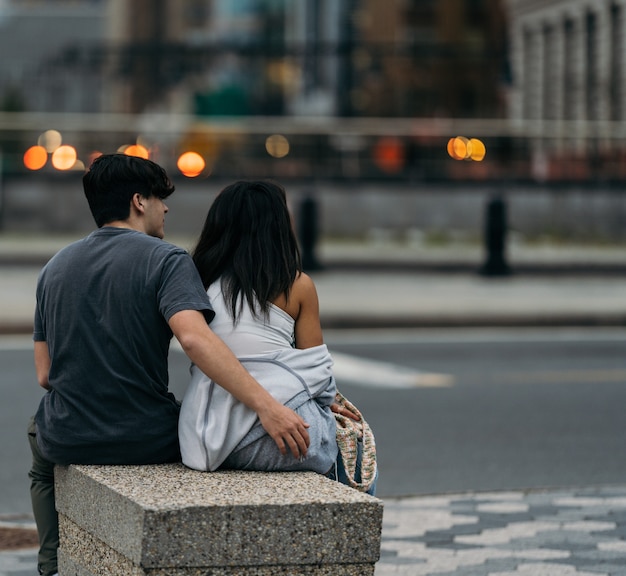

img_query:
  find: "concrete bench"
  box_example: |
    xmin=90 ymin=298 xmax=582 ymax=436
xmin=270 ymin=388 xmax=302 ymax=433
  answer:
xmin=54 ymin=463 xmax=383 ymax=575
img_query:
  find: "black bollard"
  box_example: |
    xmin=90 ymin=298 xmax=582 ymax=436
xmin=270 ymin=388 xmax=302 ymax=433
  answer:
xmin=480 ymin=194 xmax=511 ymax=276
xmin=0 ymin=150 xmax=4 ymax=231
xmin=298 ymin=193 xmax=323 ymax=271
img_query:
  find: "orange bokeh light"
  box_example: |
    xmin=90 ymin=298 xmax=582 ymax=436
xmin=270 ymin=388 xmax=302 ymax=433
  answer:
xmin=373 ymin=137 xmax=405 ymax=173
xmin=124 ymin=144 xmax=150 ymax=159
xmin=448 ymin=136 xmax=486 ymax=161
xmin=23 ymin=145 xmax=48 ymax=170
xmin=447 ymin=138 xmax=462 ymax=160
xmin=51 ymin=145 xmax=77 ymax=171
xmin=87 ymin=151 xmax=103 ymax=168
xmin=448 ymin=136 xmax=474 ymax=160
xmin=469 ymin=138 xmax=486 ymax=161
xmin=177 ymin=151 xmax=205 ymax=177
xmin=455 ymin=136 xmax=471 ymax=160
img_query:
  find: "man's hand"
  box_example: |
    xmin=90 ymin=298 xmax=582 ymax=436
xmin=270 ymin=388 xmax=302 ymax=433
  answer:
xmin=257 ymin=403 xmax=310 ymax=458
xmin=170 ymin=310 xmax=312 ymax=460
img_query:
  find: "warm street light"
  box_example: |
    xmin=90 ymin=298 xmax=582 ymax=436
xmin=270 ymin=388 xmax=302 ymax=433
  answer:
xmin=51 ymin=145 xmax=77 ymax=170
xmin=23 ymin=145 xmax=48 ymax=170
xmin=177 ymin=151 xmax=205 ymax=177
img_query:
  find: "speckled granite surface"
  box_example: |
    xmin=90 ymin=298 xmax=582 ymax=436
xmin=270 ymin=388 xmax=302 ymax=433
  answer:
xmin=55 ymin=464 xmax=383 ymax=575
xmin=58 ymin=526 xmax=375 ymax=575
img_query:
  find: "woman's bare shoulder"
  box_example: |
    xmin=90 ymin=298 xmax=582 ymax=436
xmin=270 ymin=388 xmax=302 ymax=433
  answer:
xmin=292 ymin=272 xmax=319 ymax=300
xmin=292 ymin=272 xmax=323 ymax=347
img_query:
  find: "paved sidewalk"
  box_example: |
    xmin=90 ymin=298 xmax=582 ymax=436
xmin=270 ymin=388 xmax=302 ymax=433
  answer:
xmin=2 ymin=234 xmax=626 ymax=333
xmin=5 ymin=264 xmax=626 ymax=334
xmin=4 ymin=485 xmax=626 ymax=575
xmin=377 ymin=486 xmax=626 ymax=576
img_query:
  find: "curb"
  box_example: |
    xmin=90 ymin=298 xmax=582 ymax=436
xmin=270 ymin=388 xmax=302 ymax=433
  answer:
xmin=0 ymin=322 xmax=33 ymax=336
xmin=4 ymin=257 xmax=626 ymax=277
xmin=312 ymin=261 xmax=626 ymax=276
xmin=4 ymin=313 xmax=626 ymax=336
xmin=320 ymin=313 xmax=626 ymax=330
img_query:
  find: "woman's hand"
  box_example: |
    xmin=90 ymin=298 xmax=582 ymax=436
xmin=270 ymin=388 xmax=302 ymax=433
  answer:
xmin=331 ymin=402 xmax=360 ymax=421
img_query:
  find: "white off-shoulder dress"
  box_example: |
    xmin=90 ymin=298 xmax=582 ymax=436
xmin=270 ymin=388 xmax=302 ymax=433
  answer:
xmin=178 ymin=280 xmax=338 ymax=473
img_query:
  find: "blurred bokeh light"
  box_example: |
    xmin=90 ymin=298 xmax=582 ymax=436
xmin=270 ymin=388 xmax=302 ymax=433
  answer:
xmin=177 ymin=151 xmax=205 ymax=177
xmin=447 ymin=136 xmax=486 ymax=162
xmin=455 ymin=136 xmax=471 ymax=160
xmin=51 ymin=145 xmax=77 ymax=171
xmin=265 ymin=134 xmax=290 ymax=158
xmin=470 ymin=138 xmax=486 ymax=161
xmin=87 ymin=151 xmax=103 ymax=168
xmin=37 ymin=130 xmax=63 ymax=153
xmin=23 ymin=145 xmax=48 ymax=171
xmin=124 ymin=144 xmax=150 ymax=159
xmin=373 ymin=137 xmax=405 ymax=173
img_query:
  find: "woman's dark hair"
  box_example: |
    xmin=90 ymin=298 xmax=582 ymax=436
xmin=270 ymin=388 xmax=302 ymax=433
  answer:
xmin=192 ymin=180 xmax=302 ymax=322
xmin=83 ymin=153 xmax=175 ymax=227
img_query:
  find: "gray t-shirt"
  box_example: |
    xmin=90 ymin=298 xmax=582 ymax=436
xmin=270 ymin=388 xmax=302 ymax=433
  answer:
xmin=33 ymin=227 xmax=214 ymax=464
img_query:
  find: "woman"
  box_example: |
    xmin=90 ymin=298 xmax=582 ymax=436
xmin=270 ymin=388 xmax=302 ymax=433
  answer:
xmin=178 ymin=180 xmax=376 ymax=493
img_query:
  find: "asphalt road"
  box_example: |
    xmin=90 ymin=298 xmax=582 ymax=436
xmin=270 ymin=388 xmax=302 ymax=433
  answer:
xmin=324 ymin=327 xmax=626 ymax=497
xmin=2 ymin=327 xmax=626 ymax=516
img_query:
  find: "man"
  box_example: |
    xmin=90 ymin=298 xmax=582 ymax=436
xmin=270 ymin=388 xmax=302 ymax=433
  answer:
xmin=28 ymin=153 xmax=310 ymax=576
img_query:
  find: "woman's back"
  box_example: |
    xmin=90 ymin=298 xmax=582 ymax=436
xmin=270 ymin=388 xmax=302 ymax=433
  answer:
xmin=207 ymin=281 xmax=296 ymax=354
xmin=181 ymin=180 xmax=337 ymax=475
xmin=181 ymin=278 xmax=338 ymax=473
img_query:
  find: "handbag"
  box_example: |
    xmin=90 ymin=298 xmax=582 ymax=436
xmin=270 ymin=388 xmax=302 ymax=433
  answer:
xmin=333 ymin=391 xmax=377 ymax=493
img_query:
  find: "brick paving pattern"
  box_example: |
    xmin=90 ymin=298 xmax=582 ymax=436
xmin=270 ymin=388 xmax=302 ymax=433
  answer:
xmin=376 ymin=487 xmax=626 ymax=575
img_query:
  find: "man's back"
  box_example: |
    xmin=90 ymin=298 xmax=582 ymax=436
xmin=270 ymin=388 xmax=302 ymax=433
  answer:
xmin=33 ymin=227 xmax=210 ymax=464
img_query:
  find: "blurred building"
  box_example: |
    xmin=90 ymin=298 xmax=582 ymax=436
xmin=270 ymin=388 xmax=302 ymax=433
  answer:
xmin=505 ymin=0 xmax=625 ymax=180
xmin=341 ymin=0 xmax=509 ymax=119
xmin=0 ymin=0 xmax=106 ymax=113
xmin=0 ymin=0 xmax=510 ymax=120
xmin=103 ymin=0 xmax=289 ymax=115
xmin=0 ymin=0 xmax=514 ymax=180
xmin=14 ymin=0 xmax=626 ymax=184
xmin=507 ymin=0 xmax=624 ymax=123
xmin=194 ymin=0 xmax=509 ymax=120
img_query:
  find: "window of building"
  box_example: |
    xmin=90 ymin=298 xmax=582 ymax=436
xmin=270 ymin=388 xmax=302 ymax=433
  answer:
xmin=609 ymin=2 xmax=623 ymax=121
xmin=563 ymin=18 xmax=574 ymax=121
xmin=585 ymin=10 xmax=597 ymax=121
xmin=406 ymin=0 xmax=436 ymax=27
xmin=542 ymin=24 xmax=556 ymax=120
xmin=522 ymin=26 xmax=534 ymax=119
xmin=466 ymin=0 xmax=485 ymax=30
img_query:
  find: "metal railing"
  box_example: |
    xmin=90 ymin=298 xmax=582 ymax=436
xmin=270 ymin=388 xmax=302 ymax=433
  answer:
xmin=1 ymin=112 xmax=625 ymax=183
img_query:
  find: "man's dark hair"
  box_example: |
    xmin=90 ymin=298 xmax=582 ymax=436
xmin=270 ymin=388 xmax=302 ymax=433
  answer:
xmin=83 ymin=154 xmax=175 ymax=227
xmin=192 ymin=180 xmax=302 ymax=322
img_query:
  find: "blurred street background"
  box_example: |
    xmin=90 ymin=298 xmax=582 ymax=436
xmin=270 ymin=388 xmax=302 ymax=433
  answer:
xmin=2 ymin=1 xmax=626 ymax=574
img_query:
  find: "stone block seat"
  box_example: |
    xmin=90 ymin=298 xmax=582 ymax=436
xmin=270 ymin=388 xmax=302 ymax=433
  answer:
xmin=54 ymin=463 xmax=384 ymax=575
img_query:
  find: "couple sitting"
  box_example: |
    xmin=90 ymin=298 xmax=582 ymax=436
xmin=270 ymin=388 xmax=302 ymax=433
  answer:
xmin=29 ymin=154 xmax=376 ymax=576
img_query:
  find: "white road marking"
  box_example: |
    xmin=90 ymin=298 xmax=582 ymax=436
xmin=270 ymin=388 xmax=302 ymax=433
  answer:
xmin=330 ymin=351 xmax=454 ymax=389
xmin=170 ymin=338 xmax=454 ymax=388
xmin=170 ymin=338 xmax=454 ymax=390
